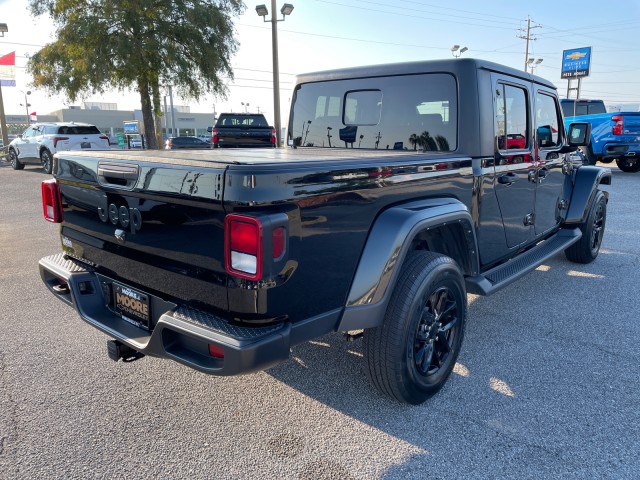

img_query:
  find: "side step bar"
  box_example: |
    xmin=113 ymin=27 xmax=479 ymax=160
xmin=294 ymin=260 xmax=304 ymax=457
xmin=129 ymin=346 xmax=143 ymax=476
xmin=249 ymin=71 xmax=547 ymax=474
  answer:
xmin=466 ymin=228 xmax=582 ymax=296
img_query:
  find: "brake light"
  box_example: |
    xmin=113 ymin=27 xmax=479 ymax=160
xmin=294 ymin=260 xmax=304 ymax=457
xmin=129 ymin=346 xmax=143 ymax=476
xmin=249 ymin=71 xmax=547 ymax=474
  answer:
xmin=41 ymin=179 xmax=63 ymax=223
xmin=52 ymin=136 xmax=69 ymax=148
xmin=271 ymin=127 xmax=276 ymax=145
xmin=612 ymin=115 xmax=624 ymax=135
xmin=212 ymin=128 xmax=219 ymax=145
xmin=99 ymin=135 xmax=109 ymax=142
xmin=225 ymin=215 xmax=262 ymax=280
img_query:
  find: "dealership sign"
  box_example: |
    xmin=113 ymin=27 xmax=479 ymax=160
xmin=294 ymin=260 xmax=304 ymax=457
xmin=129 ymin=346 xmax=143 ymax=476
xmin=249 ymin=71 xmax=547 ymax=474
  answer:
xmin=123 ymin=121 xmax=140 ymax=134
xmin=561 ymin=47 xmax=592 ymax=79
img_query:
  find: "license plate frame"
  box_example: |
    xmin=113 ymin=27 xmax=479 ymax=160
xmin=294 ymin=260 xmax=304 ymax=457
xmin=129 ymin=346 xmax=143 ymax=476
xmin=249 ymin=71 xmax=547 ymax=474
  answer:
xmin=81 ymin=142 xmax=91 ymax=149
xmin=113 ymin=283 xmax=151 ymax=330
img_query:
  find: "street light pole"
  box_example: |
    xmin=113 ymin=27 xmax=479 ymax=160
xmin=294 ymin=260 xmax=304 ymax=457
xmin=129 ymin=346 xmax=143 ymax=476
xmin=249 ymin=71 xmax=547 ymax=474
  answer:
xmin=256 ymin=2 xmax=294 ymax=148
xmin=20 ymin=89 xmax=31 ymax=121
xmin=270 ymin=0 xmax=281 ymax=146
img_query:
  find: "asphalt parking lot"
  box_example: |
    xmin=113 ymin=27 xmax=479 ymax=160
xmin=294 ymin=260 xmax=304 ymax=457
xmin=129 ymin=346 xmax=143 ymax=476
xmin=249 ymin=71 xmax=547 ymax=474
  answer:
xmin=0 ymin=160 xmax=638 ymax=479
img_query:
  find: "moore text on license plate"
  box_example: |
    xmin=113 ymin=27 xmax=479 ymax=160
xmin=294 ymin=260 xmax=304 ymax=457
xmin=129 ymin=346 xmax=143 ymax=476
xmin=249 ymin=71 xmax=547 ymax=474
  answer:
xmin=113 ymin=283 xmax=150 ymax=330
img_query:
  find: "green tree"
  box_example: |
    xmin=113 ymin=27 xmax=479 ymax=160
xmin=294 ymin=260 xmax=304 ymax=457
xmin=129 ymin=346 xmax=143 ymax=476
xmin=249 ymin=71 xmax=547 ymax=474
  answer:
xmin=408 ymin=133 xmax=419 ymax=151
xmin=27 ymin=0 xmax=244 ymax=149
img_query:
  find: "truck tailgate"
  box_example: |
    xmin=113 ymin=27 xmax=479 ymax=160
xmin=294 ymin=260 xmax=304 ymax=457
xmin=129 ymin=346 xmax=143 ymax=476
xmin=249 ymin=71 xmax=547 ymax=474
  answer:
xmin=215 ymin=127 xmax=273 ymax=147
xmin=622 ymin=113 xmax=640 ymax=135
xmin=55 ymin=152 xmax=229 ymax=313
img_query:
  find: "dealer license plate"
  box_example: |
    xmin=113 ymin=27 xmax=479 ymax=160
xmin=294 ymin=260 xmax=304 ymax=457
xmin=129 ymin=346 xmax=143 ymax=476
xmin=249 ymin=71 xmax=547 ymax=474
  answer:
xmin=81 ymin=142 xmax=91 ymax=149
xmin=113 ymin=283 xmax=151 ymax=330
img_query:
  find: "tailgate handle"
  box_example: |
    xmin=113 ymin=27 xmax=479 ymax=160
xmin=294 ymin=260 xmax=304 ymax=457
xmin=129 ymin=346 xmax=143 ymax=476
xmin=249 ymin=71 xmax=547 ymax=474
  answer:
xmin=98 ymin=162 xmax=139 ymax=188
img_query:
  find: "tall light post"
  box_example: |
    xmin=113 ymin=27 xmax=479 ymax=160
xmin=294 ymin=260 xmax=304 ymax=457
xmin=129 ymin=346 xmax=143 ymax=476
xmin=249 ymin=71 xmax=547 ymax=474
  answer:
xmin=241 ymin=101 xmax=250 ymax=112
xmin=0 ymin=22 xmax=9 ymax=147
xmin=451 ymin=45 xmax=468 ymax=58
xmin=20 ymin=89 xmax=31 ymax=121
xmin=528 ymin=58 xmax=543 ymax=74
xmin=256 ymin=2 xmax=294 ymax=148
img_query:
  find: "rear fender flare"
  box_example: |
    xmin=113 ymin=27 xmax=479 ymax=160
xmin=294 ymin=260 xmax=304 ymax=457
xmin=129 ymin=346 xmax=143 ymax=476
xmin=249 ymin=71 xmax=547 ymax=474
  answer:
xmin=337 ymin=198 xmax=478 ymax=332
xmin=565 ymin=166 xmax=611 ymax=225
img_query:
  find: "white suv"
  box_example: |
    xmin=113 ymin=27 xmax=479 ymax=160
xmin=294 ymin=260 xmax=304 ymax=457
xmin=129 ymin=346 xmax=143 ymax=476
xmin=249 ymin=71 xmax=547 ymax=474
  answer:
xmin=8 ymin=122 xmax=110 ymax=174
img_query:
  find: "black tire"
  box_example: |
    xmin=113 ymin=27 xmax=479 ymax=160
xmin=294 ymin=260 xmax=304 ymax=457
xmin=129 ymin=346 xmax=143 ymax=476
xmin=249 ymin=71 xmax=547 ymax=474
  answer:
xmin=40 ymin=149 xmax=53 ymax=174
xmin=363 ymin=251 xmax=466 ymax=405
xmin=616 ymin=157 xmax=640 ymax=173
xmin=579 ymin=145 xmax=597 ymax=166
xmin=565 ymin=191 xmax=607 ymax=264
xmin=9 ymin=149 xmax=25 ymax=170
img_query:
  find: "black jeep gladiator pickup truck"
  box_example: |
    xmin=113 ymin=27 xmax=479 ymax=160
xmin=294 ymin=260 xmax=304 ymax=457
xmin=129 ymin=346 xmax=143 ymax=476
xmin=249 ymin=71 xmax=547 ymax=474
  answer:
xmin=39 ymin=59 xmax=610 ymax=404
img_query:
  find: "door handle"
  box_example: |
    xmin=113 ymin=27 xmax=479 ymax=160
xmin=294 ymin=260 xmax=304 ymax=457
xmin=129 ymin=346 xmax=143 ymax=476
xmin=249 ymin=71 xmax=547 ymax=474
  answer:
xmin=498 ymin=173 xmax=518 ymax=185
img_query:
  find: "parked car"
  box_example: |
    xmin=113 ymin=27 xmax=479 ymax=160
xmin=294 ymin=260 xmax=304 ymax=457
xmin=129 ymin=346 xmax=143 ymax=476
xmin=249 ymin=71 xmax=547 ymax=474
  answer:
xmin=129 ymin=135 xmax=142 ymax=149
xmin=165 ymin=136 xmax=210 ymax=150
xmin=8 ymin=122 xmax=110 ymax=174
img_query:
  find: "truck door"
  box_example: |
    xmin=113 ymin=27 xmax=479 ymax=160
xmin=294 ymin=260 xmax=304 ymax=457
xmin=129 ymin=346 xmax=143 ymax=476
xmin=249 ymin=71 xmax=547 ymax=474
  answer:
xmin=533 ymin=90 xmax=567 ymax=236
xmin=493 ymin=80 xmax=536 ymax=248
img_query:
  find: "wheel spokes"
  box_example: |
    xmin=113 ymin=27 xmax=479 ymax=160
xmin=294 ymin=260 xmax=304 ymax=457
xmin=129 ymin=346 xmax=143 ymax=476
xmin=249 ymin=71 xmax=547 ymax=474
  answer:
xmin=414 ymin=286 xmax=460 ymax=377
xmin=415 ymin=343 xmax=434 ymax=374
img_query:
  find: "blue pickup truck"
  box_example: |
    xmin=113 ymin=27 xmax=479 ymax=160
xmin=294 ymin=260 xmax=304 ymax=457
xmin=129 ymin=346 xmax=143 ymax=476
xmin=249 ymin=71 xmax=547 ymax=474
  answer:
xmin=561 ymin=99 xmax=640 ymax=172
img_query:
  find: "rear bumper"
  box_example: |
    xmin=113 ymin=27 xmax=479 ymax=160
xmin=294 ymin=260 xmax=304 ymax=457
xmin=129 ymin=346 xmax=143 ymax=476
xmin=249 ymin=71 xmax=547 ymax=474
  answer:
xmin=601 ymin=142 xmax=640 ymax=159
xmin=39 ymin=253 xmax=339 ymax=375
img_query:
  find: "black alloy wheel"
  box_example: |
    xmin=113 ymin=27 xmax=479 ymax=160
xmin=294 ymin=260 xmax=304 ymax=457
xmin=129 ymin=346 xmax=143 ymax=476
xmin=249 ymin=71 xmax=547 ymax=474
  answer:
xmin=413 ymin=286 xmax=460 ymax=377
xmin=616 ymin=157 xmax=640 ymax=173
xmin=565 ymin=190 xmax=607 ymax=264
xmin=364 ymin=251 xmax=466 ymax=405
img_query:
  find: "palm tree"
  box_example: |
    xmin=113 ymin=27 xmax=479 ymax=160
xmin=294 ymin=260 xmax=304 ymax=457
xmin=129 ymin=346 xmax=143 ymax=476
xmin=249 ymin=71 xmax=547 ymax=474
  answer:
xmin=409 ymin=133 xmax=419 ymax=151
xmin=420 ymin=131 xmax=437 ymax=151
xmin=435 ymin=135 xmax=450 ymax=151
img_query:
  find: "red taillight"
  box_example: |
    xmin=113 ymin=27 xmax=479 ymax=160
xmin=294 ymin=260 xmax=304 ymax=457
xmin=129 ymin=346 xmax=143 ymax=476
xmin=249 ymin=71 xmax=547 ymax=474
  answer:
xmin=212 ymin=128 xmax=219 ymax=145
xmin=52 ymin=136 xmax=69 ymax=148
xmin=225 ymin=214 xmax=262 ymax=280
xmin=271 ymin=127 xmax=276 ymax=145
xmin=41 ymin=179 xmax=63 ymax=223
xmin=612 ymin=115 xmax=624 ymax=135
xmin=208 ymin=344 xmax=225 ymax=359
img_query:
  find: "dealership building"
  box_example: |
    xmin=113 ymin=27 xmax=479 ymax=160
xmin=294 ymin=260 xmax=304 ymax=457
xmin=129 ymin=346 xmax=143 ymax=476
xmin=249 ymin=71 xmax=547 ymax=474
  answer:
xmin=6 ymin=102 xmax=214 ymax=138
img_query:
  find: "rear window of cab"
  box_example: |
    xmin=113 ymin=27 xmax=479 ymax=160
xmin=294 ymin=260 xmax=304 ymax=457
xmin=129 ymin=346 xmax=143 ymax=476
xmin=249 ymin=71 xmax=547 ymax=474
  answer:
xmin=289 ymin=73 xmax=457 ymax=151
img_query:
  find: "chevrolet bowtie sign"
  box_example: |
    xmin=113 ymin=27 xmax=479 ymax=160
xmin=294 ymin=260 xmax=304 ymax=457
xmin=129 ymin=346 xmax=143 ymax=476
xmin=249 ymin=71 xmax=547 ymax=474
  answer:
xmin=561 ymin=47 xmax=592 ymax=79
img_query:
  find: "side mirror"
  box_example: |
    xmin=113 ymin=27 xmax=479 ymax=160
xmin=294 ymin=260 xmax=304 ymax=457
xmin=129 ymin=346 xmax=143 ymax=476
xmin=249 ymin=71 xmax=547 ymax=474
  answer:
xmin=567 ymin=122 xmax=591 ymax=147
xmin=206 ymin=126 xmax=213 ymax=133
xmin=18 ymin=134 xmax=23 ymax=139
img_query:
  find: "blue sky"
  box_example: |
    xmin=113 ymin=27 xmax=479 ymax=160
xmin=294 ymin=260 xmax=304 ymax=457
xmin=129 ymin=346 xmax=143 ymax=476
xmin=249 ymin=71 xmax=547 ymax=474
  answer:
xmin=1 ymin=0 xmax=639 ymax=123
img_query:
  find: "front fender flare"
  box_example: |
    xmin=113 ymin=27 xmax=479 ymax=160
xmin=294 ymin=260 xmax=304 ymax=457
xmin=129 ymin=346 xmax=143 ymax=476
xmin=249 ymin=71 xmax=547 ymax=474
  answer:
xmin=565 ymin=166 xmax=611 ymax=225
xmin=337 ymin=198 xmax=478 ymax=332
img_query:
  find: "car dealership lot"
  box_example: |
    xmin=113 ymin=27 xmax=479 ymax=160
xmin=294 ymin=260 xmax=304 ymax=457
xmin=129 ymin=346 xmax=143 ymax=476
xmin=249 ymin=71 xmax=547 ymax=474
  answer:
xmin=0 ymin=161 xmax=638 ymax=479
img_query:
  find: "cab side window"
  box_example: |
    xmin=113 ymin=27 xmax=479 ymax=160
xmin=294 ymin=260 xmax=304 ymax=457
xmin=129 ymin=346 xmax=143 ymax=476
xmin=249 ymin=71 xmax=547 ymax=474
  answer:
xmin=22 ymin=126 xmax=35 ymax=138
xmin=536 ymin=93 xmax=562 ymax=148
xmin=495 ymin=84 xmax=528 ymax=152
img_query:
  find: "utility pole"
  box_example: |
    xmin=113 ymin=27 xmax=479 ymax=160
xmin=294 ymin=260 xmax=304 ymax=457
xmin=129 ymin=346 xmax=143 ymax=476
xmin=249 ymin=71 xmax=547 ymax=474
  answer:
xmin=517 ymin=16 xmax=541 ymax=72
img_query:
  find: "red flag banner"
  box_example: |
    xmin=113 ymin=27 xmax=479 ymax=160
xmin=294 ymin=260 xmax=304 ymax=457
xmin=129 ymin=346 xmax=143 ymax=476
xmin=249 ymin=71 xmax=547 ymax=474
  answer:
xmin=0 ymin=51 xmax=16 ymax=87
